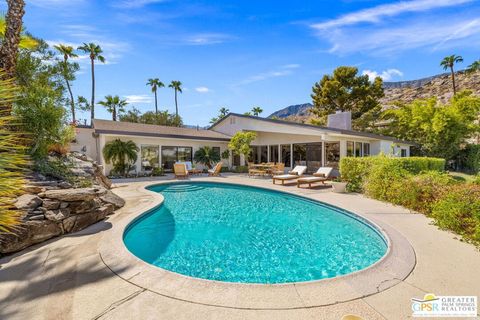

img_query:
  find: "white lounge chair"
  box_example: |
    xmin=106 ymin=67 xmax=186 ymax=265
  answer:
xmin=272 ymin=165 xmax=307 ymax=185
xmin=297 ymin=167 xmax=334 ymax=188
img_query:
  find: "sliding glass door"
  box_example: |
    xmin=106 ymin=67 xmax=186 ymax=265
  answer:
xmin=293 ymin=143 xmax=323 ymax=173
xmin=161 ymin=146 xmax=193 ymax=171
xmin=325 ymin=142 xmax=340 ymax=168
xmin=281 ymin=144 xmax=291 ymax=167
xmin=269 ymin=145 xmax=279 ymax=163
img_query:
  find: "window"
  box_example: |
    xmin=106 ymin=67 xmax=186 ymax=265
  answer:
xmin=293 ymin=144 xmax=307 ymax=167
xmin=141 ymin=145 xmax=159 ymax=170
xmin=269 ymin=145 xmax=279 ymax=163
xmin=355 ymin=142 xmax=362 ymax=157
xmin=363 ymin=143 xmax=370 ymax=157
xmin=260 ymin=146 xmax=268 ymax=163
xmin=212 ymin=147 xmax=221 ymax=158
xmin=325 ymin=142 xmax=340 ymax=168
xmin=281 ymin=144 xmax=291 ymax=167
xmin=347 ymin=141 xmax=354 ymax=157
xmin=161 ymin=146 xmax=193 ymax=171
xmin=401 ymin=149 xmax=407 ymax=157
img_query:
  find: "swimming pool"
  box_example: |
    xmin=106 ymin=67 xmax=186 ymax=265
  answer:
xmin=123 ymin=182 xmax=388 ymax=284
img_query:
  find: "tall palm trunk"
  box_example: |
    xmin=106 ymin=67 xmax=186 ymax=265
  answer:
xmin=90 ymin=57 xmax=95 ymax=122
xmin=112 ymin=106 xmax=116 ymax=121
xmin=63 ymin=58 xmax=76 ymax=124
xmin=0 ymin=0 xmax=25 ymax=79
xmin=154 ymin=90 xmax=158 ymax=115
xmin=174 ymin=89 xmax=178 ymax=116
xmin=450 ymin=66 xmax=456 ymax=95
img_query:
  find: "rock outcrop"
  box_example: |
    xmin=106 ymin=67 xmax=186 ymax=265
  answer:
xmin=0 ymin=153 xmax=123 ymax=254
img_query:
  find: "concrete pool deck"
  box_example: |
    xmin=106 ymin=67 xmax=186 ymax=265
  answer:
xmin=1 ymin=174 xmax=479 ymax=319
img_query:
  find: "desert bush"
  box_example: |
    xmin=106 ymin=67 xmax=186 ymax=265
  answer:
xmin=431 ymin=184 xmax=480 ymax=244
xmin=403 ymin=171 xmax=457 ymax=213
xmin=340 ymin=155 xmax=446 ymax=192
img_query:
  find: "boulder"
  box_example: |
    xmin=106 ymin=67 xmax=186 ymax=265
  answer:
xmin=43 ymin=199 xmax=61 ymax=210
xmin=15 ymin=194 xmax=42 ymax=211
xmin=42 ymin=188 xmax=102 ymax=202
xmin=24 ymin=185 xmax=44 ymax=194
xmin=45 ymin=208 xmax=70 ymax=222
xmin=69 ymin=199 xmax=99 ymax=214
xmin=96 ymin=204 xmax=114 ymax=220
xmin=100 ymin=190 xmax=125 ymax=209
xmin=0 ymin=220 xmax=62 ymax=253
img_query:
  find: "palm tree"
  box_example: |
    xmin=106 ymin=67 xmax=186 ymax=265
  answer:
xmin=78 ymin=43 xmax=105 ymax=123
xmin=98 ymin=95 xmax=128 ymax=121
xmin=146 ymin=78 xmax=164 ymax=115
xmin=168 ymin=80 xmax=182 ymax=116
xmin=103 ymin=139 xmax=139 ymax=176
xmin=219 ymin=107 xmax=229 ymax=117
xmin=0 ymin=0 xmax=26 ymax=78
xmin=251 ymin=106 xmax=263 ymax=116
xmin=466 ymin=60 xmax=480 ymax=74
xmin=440 ymin=55 xmax=463 ymax=95
xmin=194 ymin=146 xmax=221 ymax=169
xmin=54 ymin=44 xmax=78 ymax=124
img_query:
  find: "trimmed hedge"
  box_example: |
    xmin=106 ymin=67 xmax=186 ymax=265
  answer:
xmin=340 ymin=156 xmax=446 ymax=192
xmin=340 ymin=155 xmax=480 ymax=245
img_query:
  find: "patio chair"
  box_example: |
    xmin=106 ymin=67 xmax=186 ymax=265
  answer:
xmin=297 ymin=167 xmax=334 ymax=189
xmin=208 ymin=163 xmax=222 ymax=176
xmin=271 ymin=163 xmax=285 ymax=175
xmin=272 ymin=165 xmax=307 ymax=185
xmin=173 ymin=163 xmax=188 ymax=179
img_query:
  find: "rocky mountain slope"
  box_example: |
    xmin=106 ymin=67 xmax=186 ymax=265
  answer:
xmin=269 ymin=71 xmax=480 ymax=123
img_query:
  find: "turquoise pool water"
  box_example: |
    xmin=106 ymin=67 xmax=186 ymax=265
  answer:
xmin=123 ymin=182 xmax=387 ymax=284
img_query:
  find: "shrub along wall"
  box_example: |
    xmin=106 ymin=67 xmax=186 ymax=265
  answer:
xmin=340 ymin=156 xmax=446 ymax=193
xmin=340 ymin=155 xmax=480 ymax=245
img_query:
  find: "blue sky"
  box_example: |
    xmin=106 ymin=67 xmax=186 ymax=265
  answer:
xmin=16 ymin=0 xmax=480 ymax=125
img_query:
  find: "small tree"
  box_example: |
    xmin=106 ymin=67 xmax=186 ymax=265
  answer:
xmin=194 ymin=146 xmax=221 ymax=169
xmin=381 ymin=91 xmax=480 ymax=160
xmin=251 ymin=106 xmax=263 ymax=116
xmin=103 ymin=139 xmax=139 ymax=176
xmin=228 ymin=132 xmax=257 ymax=160
xmin=311 ymin=66 xmax=384 ymax=130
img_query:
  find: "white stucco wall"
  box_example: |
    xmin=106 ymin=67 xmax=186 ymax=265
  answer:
xmin=70 ymin=127 xmax=98 ymax=160
xmin=98 ymin=134 xmax=229 ymax=175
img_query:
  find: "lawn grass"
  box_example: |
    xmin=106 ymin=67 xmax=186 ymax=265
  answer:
xmin=449 ymin=171 xmax=477 ymax=182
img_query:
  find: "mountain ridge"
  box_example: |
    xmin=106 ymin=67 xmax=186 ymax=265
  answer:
xmin=268 ymin=71 xmax=480 ymax=122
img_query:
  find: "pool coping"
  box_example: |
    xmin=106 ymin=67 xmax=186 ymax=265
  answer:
xmin=99 ymin=178 xmax=416 ymax=310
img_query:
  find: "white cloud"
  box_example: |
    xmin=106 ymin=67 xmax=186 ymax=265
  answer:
xmin=362 ymin=69 xmax=403 ymax=81
xmin=311 ymin=0 xmax=474 ymax=30
xmin=323 ymin=18 xmax=480 ymax=55
xmin=183 ymin=33 xmax=233 ymax=46
xmin=236 ymin=64 xmax=300 ymax=86
xmin=123 ymin=95 xmax=153 ymax=104
xmin=309 ymin=0 xmax=480 ymax=55
xmin=195 ymin=87 xmax=210 ymax=93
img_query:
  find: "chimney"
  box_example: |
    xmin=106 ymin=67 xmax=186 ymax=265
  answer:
xmin=327 ymin=111 xmax=352 ymax=130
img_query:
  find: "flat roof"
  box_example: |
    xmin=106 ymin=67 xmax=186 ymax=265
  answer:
xmin=209 ymin=113 xmax=417 ymax=145
xmin=92 ymin=119 xmax=232 ymax=142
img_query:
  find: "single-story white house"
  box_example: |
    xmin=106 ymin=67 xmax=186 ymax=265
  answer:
xmin=70 ymin=112 xmax=415 ymax=175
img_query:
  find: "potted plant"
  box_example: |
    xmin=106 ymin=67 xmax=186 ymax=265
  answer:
xmin=330 ymin=177 xmax=348 ymax=193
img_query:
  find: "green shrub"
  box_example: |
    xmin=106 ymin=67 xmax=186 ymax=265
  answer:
xmin=431 ymin=184 xmax=480 ymax=244
xmin=363 ymin=161 xmax=412 ymax=204
xmin=473 ymin=175 xmax=480 ymax=185
xmin=340 ymin=155 xmax=446 ymax=192
xmin=404 ymin=171 xmax=457 ymax=213
xmin=458 ymin=144 xmax=480 ymax=174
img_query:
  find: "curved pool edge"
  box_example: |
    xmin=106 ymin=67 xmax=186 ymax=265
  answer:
xmin=99 ymin=178 xmax=416 ymax=310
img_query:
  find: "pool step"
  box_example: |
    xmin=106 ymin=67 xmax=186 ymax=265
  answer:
xmin=160 ymin=184 xmax=205 ymax=193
